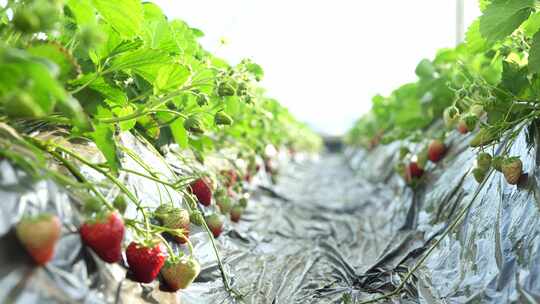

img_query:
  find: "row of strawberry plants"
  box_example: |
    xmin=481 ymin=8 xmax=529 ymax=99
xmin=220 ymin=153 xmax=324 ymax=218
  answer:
xmin=0 ymin=0 xmax=321 ymax=297
xmin=346 ymin=0 xmax=537 ymax=187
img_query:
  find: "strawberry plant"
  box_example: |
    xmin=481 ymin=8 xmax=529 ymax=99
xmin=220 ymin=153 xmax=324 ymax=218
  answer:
xmin=347 ymin=0 xmax=540 ymax=186
xmin=0 ymin=0 xmax=321 ymax=297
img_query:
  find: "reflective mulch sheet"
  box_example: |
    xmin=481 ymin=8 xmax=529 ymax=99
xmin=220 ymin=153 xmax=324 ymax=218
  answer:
xmin=1 ymin=128 xmax=540 ymax=303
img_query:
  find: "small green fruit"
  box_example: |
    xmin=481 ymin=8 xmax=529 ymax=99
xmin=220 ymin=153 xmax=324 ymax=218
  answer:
xmin=214 ymin=111 xmax=233 ymax=125
xmin=183 ymin=116 xmax=204 ymax=134
xmin=476 ymin=152 xmax=492 ymax=170
xmin=12 ymin=8 xmax=41 ymax=33
xmin=3 ymin=91 xmax=45 ymax=119
xmin=189 ymin=210 xmax=204 ymax=226
xmin=492 ymin=156 xmax=504 ymax=172
xmin=472 ymin=167 xmax=487 ymax=183
xmin=196 ymin=94 xmax=209 ymax=106
xmin=217 ymin=82 xmax=235 ymax=97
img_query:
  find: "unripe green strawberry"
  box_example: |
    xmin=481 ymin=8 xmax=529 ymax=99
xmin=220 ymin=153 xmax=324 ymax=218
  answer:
xmin=183 ymin=116 xmax=204 ymax=134
xmin=217 ymin=82 xmax=235 ymax=96
xmin=399 ymin=146 xmax=410 ymax=160
xmin=163 ymin=208 xmax=190 ymax=244
xmin=476 ymin=152 xmax=492 ymax=170
xmin=443 ymin=106 xmax=459 ymax=128
xmin=243 ymin=95 xmax=253 ymax=104
xmin=216 ymin=196 xmax=232 ymax=214
xmin=214 ymin=111 xmax=233 ymax=125
xmin=463 ymin=114 xmax=479 ymax=131
xmin=161 ymin=256 xmax=201 ymax=291
xmin=83 ymin=197 xmax=103 ymax=214
xmin=113 ymin=195 xmax=127 ymax=214
xmin=470 ymin=104 xmax=485 ymax=117
xmin=3 ymin=91 xmax=45 ymax=119
xmin=395 ymin=163 xmax=407 ymax=180
xmin=469 ymin=128 xmax=499 ymax=147
xmin=501 ymin=157 xmax=522 ymax=185
xmin=238 ymin=197 xmax=248 ymax=208
xmin=492 ymin=156 xmax=504 ymax=172
xmin=196 ymin=94 xmax=209 ymax=106
xmin=237 ymin=83 xmax=249 ymax=96
xmin=472 ymin=167 xmax=487 ymax=183
xmin=189 ymin=210 xmax=204 ymax=226
xmin=79 ymin=25 xmax=105 ymax=51
xmin=154 ymin=204 xmax=175 ymax=223
xmin=32 ymin=1 xmax=60 ymax=32
xmin=12 ymin=8 xmax=41 ymax=33
xmin=416 ymin=148 xmax=429 ymax=170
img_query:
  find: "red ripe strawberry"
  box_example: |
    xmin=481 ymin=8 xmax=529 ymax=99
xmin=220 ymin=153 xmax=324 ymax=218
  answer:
xmin=205 ymin=214 xmax=223 ymax=238
xmin=161 ymin=256 xmax=201 ymax=291
xmin=163 ymin=208 xmax=190 ymax=244
xmin=230 ymin=205 xmax=244 ymax=223
xmin=189 ymin=178 xmax=212 ymax=206
xmin=126 ymin=241 xmax=166 ymax=283
xmin=221 ymin=170 xmax=237 ymax=188
xmin=80 ymin=212 xmax=124 ymax=263
xmin=457 ymin=120 xmax=469 ymax=134
xmin=428 ymin=140 xmax=446 ymax=163
xmin=406 ymin=162 xmax=424 ymax=180
xmin=16 ymin=214 xmax=61 ymax=265
xmin=501 ymin=157 xmax=522 ymax=185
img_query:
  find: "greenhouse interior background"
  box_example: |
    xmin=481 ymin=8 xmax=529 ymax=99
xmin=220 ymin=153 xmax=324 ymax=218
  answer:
xmin=0 ymin=1 xmax=539 ymax=303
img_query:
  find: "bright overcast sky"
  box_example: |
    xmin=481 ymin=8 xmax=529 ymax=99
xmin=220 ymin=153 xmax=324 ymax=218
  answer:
xmin=152 ymin=0 xmax=481 ymax=135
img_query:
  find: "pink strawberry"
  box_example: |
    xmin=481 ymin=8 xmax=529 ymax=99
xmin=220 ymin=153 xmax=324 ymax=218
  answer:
xmin=80 ymin=212 xmax=124 ymax=263
xmin=230 ymin=205 xmax=244 ymax=223
xmin=189 ymin=178 xmax=212 ymax=206
xmin=457 ymin=120 xmax=469 ymax=134
xmin=428 ymin=139 xmax=446 ymax=163
xmin=244 ymin=172 xmax=252 ymax=183
xmin=205 ymin=214 xmax=223 ymax=238
xmin=501 ymin=157 xmax=522 ymax=185
xmin=16 ymin=214 xmax=61 ymax=265
xmin=126 ymin=241 xmax=166 ymax=283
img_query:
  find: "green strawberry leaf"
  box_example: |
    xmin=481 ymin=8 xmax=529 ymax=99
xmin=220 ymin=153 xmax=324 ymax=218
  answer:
xmin=92 ymin=0 xmax=143 ymax=39
xmin=479 ymin=0 xmax=534 ymax=43
xmin=88 ymin=122 xmax=120 ymax=173
xmin=529 ymin=31 xmax=540 ymax=74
